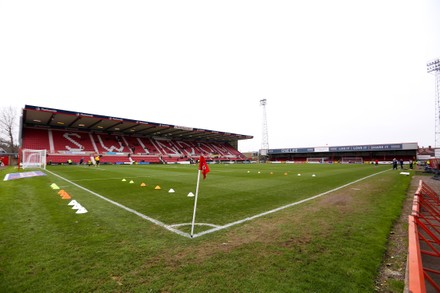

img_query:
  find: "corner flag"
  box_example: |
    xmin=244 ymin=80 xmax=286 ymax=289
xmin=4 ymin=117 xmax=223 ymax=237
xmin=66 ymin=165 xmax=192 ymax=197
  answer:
xmin=199 ymin=156 xmax=210 ymax=179
xmin=190 ymin=156 xmax=210 ymax=237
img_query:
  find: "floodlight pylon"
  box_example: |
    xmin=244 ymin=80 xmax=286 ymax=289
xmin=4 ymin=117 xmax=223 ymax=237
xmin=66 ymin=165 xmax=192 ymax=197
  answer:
xmin=427 ymin=58 xmax=440 ymax=147
xmin=260 ymin=99 xmax=269 ymax=157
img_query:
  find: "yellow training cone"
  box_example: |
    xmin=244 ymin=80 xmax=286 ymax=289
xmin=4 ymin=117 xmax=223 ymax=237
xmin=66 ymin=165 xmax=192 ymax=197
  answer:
xmin=50 ymin=183 xmax=60 ymax=190
xmin=140 ymin=182 xmax=147 ymax=187
xmin=154 ymin=185 xmax=161 ymax=190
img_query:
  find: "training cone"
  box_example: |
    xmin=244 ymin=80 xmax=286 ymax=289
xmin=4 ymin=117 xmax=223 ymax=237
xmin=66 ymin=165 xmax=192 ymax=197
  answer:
xmin=154 ymin=185 xmax=161 ymax=190
xmin=59 ymin=190 xmax=69 ymax=197
xmin=76 ymin=207 xmax=88 ymax=214
xmin=247 ymin=171 xmax=250 ymax=173
xmin=62 ymin=193 xmax=72 ymax=200
xmin=140 ymin=182 xmax=147 ymax=187
xmin=72 ymin=203 xmax=82 ymax=210
xmin=284 ymin=172 xmax=288 ymax=176
xmin=312 ymin=174 xmax=316 ymax=177
xmin=168 ymin=188 xmax=175 ymax=193
xmin=122 ymin=178 xmax=126 ymax=182
xmin=187 ymin=192 xmax=195 ymax=197
xmin=68 ymin=200 xmax=78 ymax=206
xmin=129 ymin=180 xmax=134 ymax=184
xmin=58 ymin=190 xmax=69 ymax=198
xmin=297 ymin=174 xmax=301 ymax=176
xmin=270 ymin=172 xmax=273 ymax=175
xmin=50 ymin=183 xmax=60 ymax=190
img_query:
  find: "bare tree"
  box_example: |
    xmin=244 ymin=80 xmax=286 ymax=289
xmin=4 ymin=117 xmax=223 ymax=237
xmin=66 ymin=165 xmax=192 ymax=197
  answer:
xmin=0 ymin=106 xmax=19 ymax=153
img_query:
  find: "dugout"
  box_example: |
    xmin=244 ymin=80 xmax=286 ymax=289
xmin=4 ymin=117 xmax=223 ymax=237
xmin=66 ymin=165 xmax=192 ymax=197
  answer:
xmin=267 ymin=142 xmax=418 ymax=164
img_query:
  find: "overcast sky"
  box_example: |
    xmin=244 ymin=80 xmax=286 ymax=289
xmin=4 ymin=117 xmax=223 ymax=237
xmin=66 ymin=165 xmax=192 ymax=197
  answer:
xmin=1 ymin=0 xmax=439 ymax=152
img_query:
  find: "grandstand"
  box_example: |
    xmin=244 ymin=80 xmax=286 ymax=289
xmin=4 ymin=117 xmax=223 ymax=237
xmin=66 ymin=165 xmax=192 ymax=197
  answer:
xmin=19 ymin=105 xmax=252 ymax=165
xmin=267 ymin=143 xmax=419 ymax=164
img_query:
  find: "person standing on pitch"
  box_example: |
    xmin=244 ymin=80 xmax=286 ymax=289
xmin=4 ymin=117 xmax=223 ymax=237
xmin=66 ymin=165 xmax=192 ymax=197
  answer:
xmin=392 ymin=158 xmax=398 ymax=170
xmin=95 ymin=154 xmax=101 ymax=167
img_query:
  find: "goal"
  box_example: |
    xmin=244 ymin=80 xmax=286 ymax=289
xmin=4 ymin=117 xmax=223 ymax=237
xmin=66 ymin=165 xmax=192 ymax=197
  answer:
xmin=340 ymin=157 xmax=364 ymax=164
xmin=22 ymin=149 xmax=47 ymax=169
xmin=306 ymin=157 xmax=328 ymax=164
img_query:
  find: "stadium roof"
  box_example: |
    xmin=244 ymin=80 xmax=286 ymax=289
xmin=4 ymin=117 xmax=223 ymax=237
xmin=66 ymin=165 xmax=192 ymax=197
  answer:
xmin=21 ymin=105 xmax=253 ymax=142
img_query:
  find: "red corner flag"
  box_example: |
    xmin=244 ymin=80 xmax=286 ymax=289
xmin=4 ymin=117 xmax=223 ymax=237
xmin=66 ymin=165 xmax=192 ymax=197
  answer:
xmin=199 ymin=156 xmax=210 ymax=179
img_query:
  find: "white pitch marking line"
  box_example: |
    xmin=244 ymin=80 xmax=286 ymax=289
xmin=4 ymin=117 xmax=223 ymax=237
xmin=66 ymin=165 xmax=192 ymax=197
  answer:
xmin=190 ymin=169 xmax=390 ymax=238
xmin=45 ymin=169 xmax=192 ymax=238
xmin=46 ymin=168 xmax=389 ymax=239
xmin=170 ymin=223 xmax=221 ymax=228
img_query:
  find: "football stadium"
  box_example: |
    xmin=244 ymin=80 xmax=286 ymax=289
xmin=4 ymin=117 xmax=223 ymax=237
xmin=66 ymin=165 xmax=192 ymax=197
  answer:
xmin=0 ymin=104 xmax=439 ymax=292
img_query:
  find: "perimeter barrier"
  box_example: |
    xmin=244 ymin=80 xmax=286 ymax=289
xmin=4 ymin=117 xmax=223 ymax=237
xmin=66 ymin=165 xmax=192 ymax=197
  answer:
xmin=408 ymin=180 xmax=440 ymax=292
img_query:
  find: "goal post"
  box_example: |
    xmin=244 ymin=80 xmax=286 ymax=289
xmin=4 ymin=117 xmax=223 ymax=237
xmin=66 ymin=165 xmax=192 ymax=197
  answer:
xmin=22 ymin=149 xmax=47 ymax=169
xmin=306 ymin=157 xmax=328 ymax=164
xmin=340 ymin=157 xmax=364 ymax=164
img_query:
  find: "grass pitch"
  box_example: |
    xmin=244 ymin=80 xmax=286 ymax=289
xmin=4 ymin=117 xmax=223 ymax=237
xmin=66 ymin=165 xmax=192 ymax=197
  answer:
xmin=0 ymin=163 xmax=410 ymax=292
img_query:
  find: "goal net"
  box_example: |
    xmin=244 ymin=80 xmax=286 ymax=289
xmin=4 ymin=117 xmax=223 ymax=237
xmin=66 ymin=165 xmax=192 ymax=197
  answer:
xmin=340 ymin=157 xmax=364 ymax=164
xmin=306 ymin=157 xmax=328 ymax=164
xmin=22 ymin=149 xmax=47 ymax=169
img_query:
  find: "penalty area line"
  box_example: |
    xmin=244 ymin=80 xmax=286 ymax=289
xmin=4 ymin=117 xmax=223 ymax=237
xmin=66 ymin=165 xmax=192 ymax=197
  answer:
xmin=45 ymin=169 xmax=192 ymax=238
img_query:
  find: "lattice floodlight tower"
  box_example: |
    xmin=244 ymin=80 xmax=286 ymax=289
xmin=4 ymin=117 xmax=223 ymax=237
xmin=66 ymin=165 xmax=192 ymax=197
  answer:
xmin=259 ymin=99 xmax=269 ymax=158
xmin=427 ymin=58 xmax=440 ymax=148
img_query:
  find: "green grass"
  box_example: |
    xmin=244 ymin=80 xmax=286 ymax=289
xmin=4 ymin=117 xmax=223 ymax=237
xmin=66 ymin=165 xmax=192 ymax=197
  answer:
xmin=0 ymin=163 xmax=411 ymax=292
